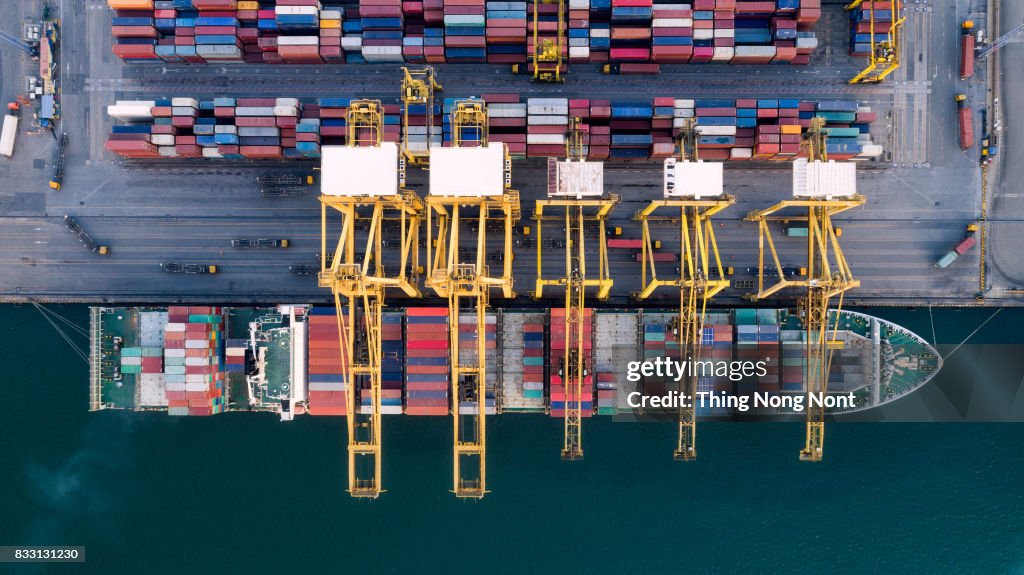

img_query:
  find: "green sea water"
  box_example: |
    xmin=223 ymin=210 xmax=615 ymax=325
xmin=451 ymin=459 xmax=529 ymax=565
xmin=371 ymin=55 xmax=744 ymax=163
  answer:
xmin=2 ymin=305 xmax=1024 ymax=573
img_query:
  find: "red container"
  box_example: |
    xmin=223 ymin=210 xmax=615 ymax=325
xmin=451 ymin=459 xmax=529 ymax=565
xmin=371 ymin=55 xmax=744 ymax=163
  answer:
xmin=960 ymin=33 xmax=974 ymax=79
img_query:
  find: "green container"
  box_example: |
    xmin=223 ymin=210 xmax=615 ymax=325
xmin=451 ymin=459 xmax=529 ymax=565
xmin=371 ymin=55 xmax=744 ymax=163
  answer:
xmin=168 ymin=407 xmax=189 ymax=416
xmin=523 ymin=390 xmax=544 ymax=399
xmin=121 ymin=347 xmax=143 ymax=357
xmin=645 ymin=332 xmax=665 ymax=342
xmin=120 ymin=364 xmax=141 ymax=374
xmin=188 ymin=314 xmax=223 ymax=324
xmin=142 ymin=347 xmax=163 ymax=357
xmin=756 ymin=309 xmax=778 ymax=324
xmin=735 ymin=309 xmax=757 ymax=325
xmin=782 ymin=358 xmax=805 ymax=367
xmin=816 ymin=111 xmax=856 ymax=123
xmin=597 ymin=407 xmax=617 ymax=416
xmin=824 ymin=127 xmax=861 ymax=138
xmin=523 ymin=357 xmax=544 ymax=366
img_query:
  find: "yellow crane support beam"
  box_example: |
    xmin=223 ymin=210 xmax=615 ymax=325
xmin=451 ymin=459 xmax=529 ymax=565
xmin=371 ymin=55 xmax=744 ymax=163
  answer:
xmin=318 ymin=99 xmax=424 ymax=498
xmin=634 ymin=118 xmax=734 ymax=460
xmin=425 ymin=99 xmax=520 ymax=498
xmin=400 ymin=66 xmax=442 ymax=167
xmin=745 ymin=117 xmax=864 ymax=462
xmin=847 ymin=0 xmax=905 ymax=84
xmin=533 ymin=121 xmax=617 ymax=459
xmin=531 ymin=0 xmax=565 ymax=81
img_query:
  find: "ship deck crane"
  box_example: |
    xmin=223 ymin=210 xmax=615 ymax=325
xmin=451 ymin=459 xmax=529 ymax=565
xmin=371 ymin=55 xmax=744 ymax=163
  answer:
xmin=425 ymin=99 xmax=520 ymax=498
xmin=745 ymin=117 xmax=864 ymax=461
xmin=318 ymin=100 xmax=425 ymax=498
xmin=400 ymin=66 xmax=442 ymax=167
xmin=531 ymin=0 xmax=565 ymax=81
xmin=534 ymin=118 xmax=618 ymax=460
xmin=846 ymin=0 xmax=905 ymax=84
xmin=634 ymin=118 xmax=734 ymax=460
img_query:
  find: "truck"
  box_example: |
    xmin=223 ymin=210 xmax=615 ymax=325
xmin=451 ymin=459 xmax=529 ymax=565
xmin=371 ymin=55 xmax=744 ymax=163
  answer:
xmin=607 ymin=238 xmax=660 ymax=249
xmin=934 ymin=224 xmax=979 ymax=269
xmin=634 ymin=252 xmax=676 ymax=263
xmin=955 ymin=94 xmax=973 ymax=150
xmin=602 ymin=63 xmax=661 ymax=75
xmin=62 ymin=215 xmax=109 ymax=255
xmin=289 ymin=265 xmax=317 ymax=276
xmin=785 ymin=226 xmax=842 ymax=238
xmin=161 ymin=262 xmax=218 ymax=274
xmin=49 ymin=133 xmax=68 ymax=189
xmin=231 ymin=238 xmax=289 ymax=248
xmin=960 ymin=21 xmax=976 ymax=79
xmin=1 ymin=102 xmax=19 ymax=158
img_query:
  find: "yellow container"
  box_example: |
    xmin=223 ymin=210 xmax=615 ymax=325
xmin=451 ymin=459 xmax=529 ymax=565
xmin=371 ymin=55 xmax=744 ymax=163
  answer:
xmin=237 ymin=1 xmax=260 ymax=9
xmin=780 ymin=125 xmax=802 ymax=135
xmin=320 ymin=19 xmax=342 ymax=29
xmin=108 ymin=0 xmax=153 ymax=8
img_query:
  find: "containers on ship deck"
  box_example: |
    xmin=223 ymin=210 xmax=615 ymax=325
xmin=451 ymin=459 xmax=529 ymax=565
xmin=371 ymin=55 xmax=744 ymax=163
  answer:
xmin=549 ymin=308 xmax=594 ymax=418
xmin=307 ymin=306 xmax=349 ymax=416
xmin=406 ymin=308 xmax=450 ymax=415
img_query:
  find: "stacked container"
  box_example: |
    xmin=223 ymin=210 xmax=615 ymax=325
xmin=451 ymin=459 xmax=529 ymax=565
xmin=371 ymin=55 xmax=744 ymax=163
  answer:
xmin=160 ymin=306 xmax=226 ymax=416
xmin=444 ymin=0 xmax=486 ymax=62
xmin=372 ymin=312 xmax=405 ymax=415
xmin=225 ymin=338 xmax=247 ymax=371
xmin=849 ymin=1 xmax=899 ymax=57
xmin=107 ymin=94 xmax=883 ymax=161
xmin=457 ymin=313 xmax=498 ymax=415
xmin=307 ymin=306 xmax=348 ymax=416
xmin=526 ymin=97 xmax=568 ymax=157
xmin=405 ymin=308 xmax=450 ymax=416
xmin=549 ymin=308 xmax=594 ymax=418
xmin=112 ymin=0 xmax=820 ymax=64
xmin=522 ymin=322 xmax=545 ymax=404
xmin=485 ymin=1 xmax=527 ymax=64
xmin=361 ymin=0 xmax=405 ymax=62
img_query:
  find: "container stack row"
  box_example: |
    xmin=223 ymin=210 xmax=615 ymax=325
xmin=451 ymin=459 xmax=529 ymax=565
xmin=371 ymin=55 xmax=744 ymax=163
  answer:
xmin=107 ymin=94 xmax=883 ymax=161
xmin=405 ymin=308 xmax=450 ymax=416
xmin=224 ymin=339 xmax=247 ymax=371
xmin=848 ymin=1 xmax=900 ymax=57
xmin=522 ymin=323 xmax=545 ymax=404
xmin=106 ymin=97 xmax=403 ymax=159
xmin=307 ymin=306 xmax=348 ymax=416
xmin=456 ymin=313 xmax=498 ymax=415
xmin=549 ymin=308 xmax=594 ymax=418
xmin=108 ymin=0 xmax=821 ymax=64
xmin=700 ymin=318 xmax=734 ymax=415
xmin=119 ymin=346 xmax=164 ymax=375
xmin=163 ymin=306 xmax=227 ymax=416
xmin=373 ymin=312 xmax=405 ymax=415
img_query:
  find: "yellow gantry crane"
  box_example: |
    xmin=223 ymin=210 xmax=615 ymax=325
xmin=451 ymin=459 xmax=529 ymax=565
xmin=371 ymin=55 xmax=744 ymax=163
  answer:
xmin=846 ymin=0 xmax=905 ymax=84
xmin=534 ymin=117 xmax=618 ymax=460
xmin=318 ymin=100 xmax=425 ymax=498
xmin=634 ymin=118 xmax=734 ymax=460
xmin=425 ymin=99 xmax=520 ymax=498
xmin=531 ymin=0 xmax=565 ymax=81
xmin=399 ymin=66 xmax=442 ymax=167
xmin=745 ymin=117 xmax=864 ymax=461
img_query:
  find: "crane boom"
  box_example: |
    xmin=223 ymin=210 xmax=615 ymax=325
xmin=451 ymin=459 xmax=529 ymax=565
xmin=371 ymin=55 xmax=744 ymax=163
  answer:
xmin=744 ymin=117 xmax=863 ymax=461
xmin=535 ymin=118 xmax=616 ymax=459
xmin=426 ymin=99 xmax=519 ymax=497
xmin=399 ymin=66 xmax=442 ymax=167
xmin=635 ymin=118 xmax=733 ymax=460
xmin=319 ymin=100 xmax=424 ymax=498
xmin=531 ymin=0 xmax=565 ymax=81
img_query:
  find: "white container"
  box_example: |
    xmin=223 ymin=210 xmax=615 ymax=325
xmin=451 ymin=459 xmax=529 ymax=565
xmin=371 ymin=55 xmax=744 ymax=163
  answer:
xmin=275 ymin=97 xmax=300 ymax=107
xmin=107 ymin=104 xmax=154 ymax=121
xmin=674 ymin=99 xmax=695 ymax=109
xmin=235 ymin=106 xmax=276 ymax=116
xmin=275 ymin=6 xmax=319 ymax=15
xmin=695 ymin=125 xmax=737 ymax=136
xmin=171 ymin=106 xmax=198 ymax=117
xmin=171 ymin=97 xmax=198 ymax=108
xmin=693 ymin=29 xmax=714 ymax=40
xmin=673 ymin=108 xmax=695 ymax=118
xmin=164 ymin=348 xmax=186 ymax=357
xmin=527 ymin=115 xmax=569 ymax=125
xmin=158 ymin=146 xmax=177 ymax=157
xmin=341 ymin=37 xmax=363 ymax=49
xmin=652 ymin=18 xmax=692 ymax=27
xmin=185 ymin=357 xmax=209 ymax=366
xmin=711 ymin=47 xmax=734 ymax=61
xmin=729 ymin=147 xmax=753 ymax=159
xmin=569 ymin=0 xmax=589 ymax=8
xmin=713 ymin=28 xmax=734 ymax=38
xmin=121 ymin=356 xmax=142 ymax=366
xmin=526 ymin=133 xmax=566 ymax=145
xmin=528 ymin=98 xmax=569 ymax=107
xmin=277 ymin=36 xmax=319 ymax=46
xmin=150 ymin=134 xmax=175 ymax=146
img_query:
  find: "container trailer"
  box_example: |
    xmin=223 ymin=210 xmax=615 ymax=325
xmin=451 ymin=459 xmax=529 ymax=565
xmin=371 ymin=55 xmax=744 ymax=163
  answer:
xmin=634 ymin=252 xmax=676 ymax=263
xmin=1 ymin=103 xmax=19 ymax=158
xmin=231 ymin=238 xmax=290 ymax=248
xmin=49 ymin=133 xmax=68 ymax=189
xmin=955 ymin=94 xmax=973 ymax=150
xmin=960 ymin=21 xmax=976 ymax=79
xmin=62 ymin=215 xmax=109 ymax=255
xmin=162 ymin=262 xmax=218 ymax=274
xmin=934 ymin=223 xmax=979 ymax=269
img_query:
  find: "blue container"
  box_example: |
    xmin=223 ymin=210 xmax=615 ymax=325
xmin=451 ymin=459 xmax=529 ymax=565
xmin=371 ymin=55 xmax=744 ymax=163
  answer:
xmin=112 ymin=17 xmax=154 ymax=26
xmin=195 ymin=35 xmax=238 ymax=45
xmin=214 ymin=133 xmax=239 ymax=145
xmin=195 ymin=17 xmax=238 ymax=26
xmin=696 ymin=116 xmax=737 ymax=126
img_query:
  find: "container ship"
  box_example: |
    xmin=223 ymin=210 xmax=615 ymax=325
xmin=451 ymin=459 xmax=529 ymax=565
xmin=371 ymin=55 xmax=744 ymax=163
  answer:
xmin=90 ymin=305 xmax=942 ymax=419
xmin=107 ymin=0 xmax=823 ymax=66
